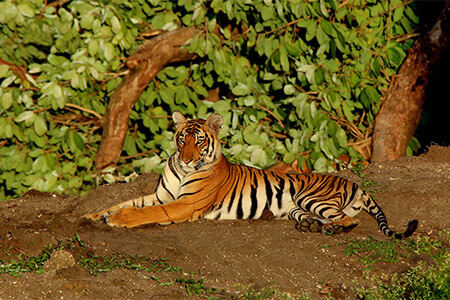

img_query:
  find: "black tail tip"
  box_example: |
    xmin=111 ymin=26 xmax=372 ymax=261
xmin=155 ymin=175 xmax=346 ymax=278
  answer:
xmin=406 ymin=219 xmax=419 ymax=235
xmin=395 ymin=219 xmax=418 ymax=239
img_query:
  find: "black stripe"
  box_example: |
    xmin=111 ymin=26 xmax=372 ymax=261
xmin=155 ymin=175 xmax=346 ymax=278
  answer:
xmin=285 ymin=173 xmax=296 ymax=181
xmin=317 ymin=204 xmax=337 ymax=218
xmin=236 ymin=193 xmax=244 ymax=219
xmin=177 ymin=191 xmax=197 ymax=198
xmin=161 ymin=178 xmax=176 ymax=200
xmin=227 ymin=168 xmax=240 ymax=213
xmin=168 ymin=157 xmax=181 ymax=181
xmin=303 ymin=198 xmax=317 ymax=211
xmin=156 ymin=193 xmax=164 ymax=205
xmin=248 ymin=173 xmax=258 ymax=219
xmin=181 ymin=177 xmax=205 ymax=187
xmin=263 ymin=172 xmax=273 ymax=207
xmin=275 ymin=176 xmax=285 ymax=209
xmin=289 ymin=179 xmax=296 ymax=198
xmin=348 ymin=182 xmax=360 ymax=204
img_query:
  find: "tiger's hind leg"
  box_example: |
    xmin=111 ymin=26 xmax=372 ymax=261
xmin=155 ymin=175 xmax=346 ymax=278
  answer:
xmin=321 ymin=215 xmax=361 ymax=235
xmin=295 ymin=218 xmax=323 ymax=233
xmin=290 ymin=209 xmax=326 ymax=233
xmin=290 ymin=208 xmax=360 ymax=235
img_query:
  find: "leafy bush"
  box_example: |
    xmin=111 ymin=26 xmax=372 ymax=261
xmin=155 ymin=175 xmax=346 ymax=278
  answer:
xmin=0 ymin=0 xmax=418 ymax=199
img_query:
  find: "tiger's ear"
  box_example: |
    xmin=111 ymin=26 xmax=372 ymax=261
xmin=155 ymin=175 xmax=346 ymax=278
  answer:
xmin=172 ymin=111 xmax=187 ymax=130
xmin=206 ymin=113 xmax=223 ymax=135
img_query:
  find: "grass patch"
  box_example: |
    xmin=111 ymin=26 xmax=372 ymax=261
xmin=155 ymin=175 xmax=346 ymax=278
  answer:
xmin=0 ymin=233 xmax=83 ymax=276
xmin=338 ymin=236 xmax=415 ymax=270
xmin=176 ymin=278 xmax=217 ymax=296
xmin=0 ymin=233 xmax=222 ymax=297
xmin=353 ymin=230 xmax=450 ymax=299
xmin=77 ymin=251 xmax=180 ymax=275
xmin=237 ymin=284 xmax=311 ymax=300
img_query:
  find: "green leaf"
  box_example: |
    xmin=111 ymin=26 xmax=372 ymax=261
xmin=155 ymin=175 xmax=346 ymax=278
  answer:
xmin=283 ymin=152 xmax=295 ymax=164
xmin=315 ymin=67 xmax=325 ymax=85
xmin=243 ymin=96 xmax=256 ymax=106
xmin=387 ymin=46 xmax=405 ymax=65
xmin=80 ymin=14 xmax=94 ymax=29
xmin=103 ymin=173 xmax=115 ymax=183
xmin=72 ymin=132 xmax=85 ymax=151
xmin=320 ymin=19 xmax=334 ymax=36
xmin=298 ymin=64 xmax=316 ymax=83
xmin=2 ymin=92 xmax=13 ymax=109
xmin=313 ymin=157 xmax=327 ymax=172
xmin=212 ymin=100 xmax=231 ymax=113
xmin=88 ymin=39 xmax=99 ymax=56
xmin=279 ymin=46 xmax=289 ymax=72
xmin=111 ymin=16 xmax=122 ymax=34
xmin=306 ymin=20 xmax=317 ymax=41
xmin=371 ymin=56 xmax=381 ymax=75
xmin=244 ymin=132 xmax=265 ymax=147
xmin=18 ymin=3 xmax=35 ymax=18
xmin=15 ymin=111 xmax=35 ymax=123
xmin=45 ymin=153 xmax=56 ymax=170
xmin=48 ymin=54 xmax=68 ymax=66
xmin=283 ymin=84 xmax=296 ymax=95
xmin=393 ymin=6 xmax=404 ymax=22
xmin=261 ymin=5 xmax=273 ymax=21
xmin=319 ymin=0 xmax=330 ymax=17
xmin=232 ymin=83 xmax=251 ymax=96
xmin=1 ymin=75 xmax=17 ymax=88
xmin=0 ymin=65 xmax=10 ymax=77
xmin=104 ymin=43 xmax=115 ymax=62
xmin=0 ymin=3 xmax=18 ymax=23
xmin=285 ymin=43 xmax=301 ymax=57
xmin=364 ymin=85 xmax=380 ymax=103
xmin=336 ymin=128 xmax=347 ymax=148
xmin=342 ymin=101 xmax=354 ymax=122
xmin=34 ymin=115 xmax=48 ymax=136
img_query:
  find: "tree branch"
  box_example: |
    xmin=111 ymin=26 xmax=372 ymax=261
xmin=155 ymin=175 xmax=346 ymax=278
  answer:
xmin=95 ymin=26 xmax=198 ymax=169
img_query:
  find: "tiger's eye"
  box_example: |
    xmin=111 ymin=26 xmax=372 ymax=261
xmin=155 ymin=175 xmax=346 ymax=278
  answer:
xmin=195 ymin=137 xmax=205 ymax=145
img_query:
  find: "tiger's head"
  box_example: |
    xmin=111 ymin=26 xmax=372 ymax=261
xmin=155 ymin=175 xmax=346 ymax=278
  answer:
xmin=172 ymin=111 xmax=223 ymax=172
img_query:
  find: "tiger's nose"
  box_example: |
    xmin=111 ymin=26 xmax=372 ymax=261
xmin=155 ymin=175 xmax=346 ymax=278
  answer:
xmin=182 ymin=158 xmax=192 ymax=164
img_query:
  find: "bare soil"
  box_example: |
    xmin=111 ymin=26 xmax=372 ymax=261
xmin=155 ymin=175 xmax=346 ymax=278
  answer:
xmin=1 ymin=145 xmax=449 ymax=300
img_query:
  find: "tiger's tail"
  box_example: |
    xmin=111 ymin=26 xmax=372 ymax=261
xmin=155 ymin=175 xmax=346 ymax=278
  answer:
xmin=362 ymin=192 xmax=418 ymax=239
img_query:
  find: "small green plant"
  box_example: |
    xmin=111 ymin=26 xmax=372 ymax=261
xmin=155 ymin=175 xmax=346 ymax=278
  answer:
xmin=351 ymin=164 xmax=381 ymax=194
xmin=341 ymin=237 xmax=414 ymax=270
xmin=176 ymin=278 xmax=217 ymax=296
xmin=237 ymin=284 xmax=310 ymax=300
xmin=77 ymin=251 xmax=180 ymax=275
xmin=354 ymin=230 xmax=450 ymax=299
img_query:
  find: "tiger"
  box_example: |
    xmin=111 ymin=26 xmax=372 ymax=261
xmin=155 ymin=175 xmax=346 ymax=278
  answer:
xmin=86 ymin=111 xmax=418 ymax=239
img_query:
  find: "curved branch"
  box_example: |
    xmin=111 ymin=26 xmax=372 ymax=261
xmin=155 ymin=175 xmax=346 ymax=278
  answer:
xmin=95 ymin=26 xmax=198 ymax=169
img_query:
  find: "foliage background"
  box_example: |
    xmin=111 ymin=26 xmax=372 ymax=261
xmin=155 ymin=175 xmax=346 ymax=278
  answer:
xmin=0 ymin=0 xmax=419 ymax=199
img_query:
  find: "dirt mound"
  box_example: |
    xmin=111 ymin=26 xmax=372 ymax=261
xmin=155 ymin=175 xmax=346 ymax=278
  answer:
xmin=1 ymin=146 xmax=449 ymax=299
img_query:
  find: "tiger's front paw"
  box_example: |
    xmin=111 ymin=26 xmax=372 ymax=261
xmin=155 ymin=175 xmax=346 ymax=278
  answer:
xmin=84 ymin=212 xmax=102 ymax=222
xmin=103 ymin=207 xmax=141 ymax=228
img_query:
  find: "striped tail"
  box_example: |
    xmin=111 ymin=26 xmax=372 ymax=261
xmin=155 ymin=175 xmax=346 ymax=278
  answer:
xmin=363 ymin=193 xmax=418 ymax=239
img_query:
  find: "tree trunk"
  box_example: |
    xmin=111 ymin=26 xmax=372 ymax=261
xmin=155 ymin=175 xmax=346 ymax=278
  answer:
xmin=371 ymin=1 xmax=450 ymax=162
xmin=95 ymin=26 xmax=198 ymax=170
